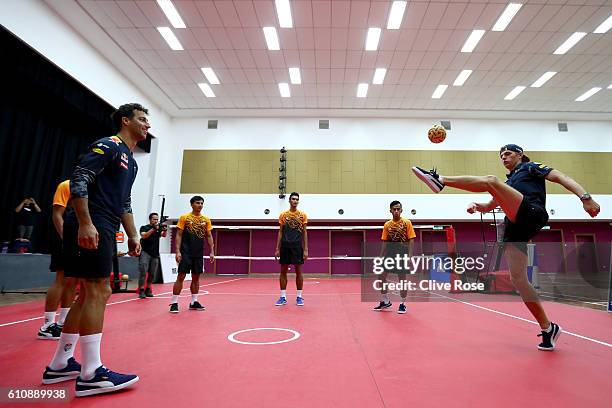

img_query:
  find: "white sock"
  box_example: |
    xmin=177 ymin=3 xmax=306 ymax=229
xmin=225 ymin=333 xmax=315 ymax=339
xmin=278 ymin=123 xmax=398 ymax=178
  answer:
xmin=401 ymin=298 xmax=406 ymax=304
xmin=545 ymin=323 xmax=553 ymax=333
xmin=42 ymin=312 xmax=56 ymax=329
xmin=80 ymin=333 xmax=103 ymax=380
xmin=49 ymin=333 xmax=79 ymax=370
xmin=297 ymin=290 xmax=303 ymax=298
xmin=171 ymin=295 xmax=179 ymax=304
xmin=58 ymin=308 xmax=70 ymax=326
xmin=439 ymin=175 xmax=445 ymax=184
xmin=191 ymin=294 xmax=198 ymax=304
xmin=381 ymin=294 xmax=390 ymax=302
xmin=280 ymin=290 xmax=286 ymax=298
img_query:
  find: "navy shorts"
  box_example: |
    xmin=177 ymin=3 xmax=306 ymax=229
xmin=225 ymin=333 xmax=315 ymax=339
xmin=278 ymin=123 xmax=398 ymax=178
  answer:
xmin=63 ymin=220 xmax=116 ymax=279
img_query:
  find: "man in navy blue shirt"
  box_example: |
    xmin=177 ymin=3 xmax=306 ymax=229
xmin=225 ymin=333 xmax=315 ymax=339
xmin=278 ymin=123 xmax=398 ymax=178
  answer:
xmin=412 ymin=144 xmax=600 ymax=351
xmin=42 ymin=103 xmax=149 ymax=397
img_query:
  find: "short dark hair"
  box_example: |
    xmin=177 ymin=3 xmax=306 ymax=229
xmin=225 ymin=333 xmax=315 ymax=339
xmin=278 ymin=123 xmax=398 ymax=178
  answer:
xmin=149 ymin=212 xmax=158 ymax=220
xmin=110 ymin=103 xmax=148 ymax=132
xmin=289 ymin=192 xmax=300 ymax=200
xmin=190 ymin=195 xmax=204 ymax=204
xmin=521 ymin=155 xmax=531 ymax=162
xmin=390 ymin=200 xmax=402 ymax=208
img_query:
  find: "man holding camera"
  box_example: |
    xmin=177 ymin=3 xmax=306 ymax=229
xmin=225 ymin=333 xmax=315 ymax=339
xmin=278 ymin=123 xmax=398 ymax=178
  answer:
xmin=138 ymin=212 xmax=166 ymax=298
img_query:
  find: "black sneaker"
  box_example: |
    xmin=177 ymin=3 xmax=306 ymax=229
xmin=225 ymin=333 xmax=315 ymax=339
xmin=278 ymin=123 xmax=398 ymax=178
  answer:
xmin=373 ymin=301 xmax=392 ymax=311
xmin=189 ymin=301 xmax=205 ymax=311
xmin=38 ymin=323 xmax=62 ymax=340
xmin=138 ymin=289 xmax=146 ymax=299
xmin=169 ymin=303 xmax=179 ymax=313
xmin=411 ymin=166 xmax=444 ymax=193
xmin=538 ymin=322 xmax=562 ymax=351
xmin=145 ymin=288 xmax=154 ymax=298
xmin=398 ymin=303 xmax=407 ymax=314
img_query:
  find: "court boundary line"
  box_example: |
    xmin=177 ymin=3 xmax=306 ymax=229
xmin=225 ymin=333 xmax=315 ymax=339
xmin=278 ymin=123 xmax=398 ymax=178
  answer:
xmin=432 ymin=292 xmax=612 ymax=348
xmin=0 ymin=278 xmax=243 ymax=328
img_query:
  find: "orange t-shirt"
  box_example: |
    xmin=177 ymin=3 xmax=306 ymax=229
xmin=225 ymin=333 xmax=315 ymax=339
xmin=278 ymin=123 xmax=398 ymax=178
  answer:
xmin=279 ymin=210 xmax=308 ymax=246
xmin=381 ymin=217 xmax=416 ymax=242
xmin=53 ymin=180 xmax=70 ymax=208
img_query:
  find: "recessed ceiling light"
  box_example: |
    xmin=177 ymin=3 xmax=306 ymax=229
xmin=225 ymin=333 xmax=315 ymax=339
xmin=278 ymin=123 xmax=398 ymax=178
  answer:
xmin=365 ymin=28 xmax=381 ymax=51
xmin=593 ymin=14 xmax=612 ymax=34
xmin=157 ymin=27 xmax=183 ymax=50
xmin=492 ymin=3 xmax=522 ymax=32
xmin=372 ymin=68 xmax=387 ymax=85
xmin=357 ymin=83 xmax=369 ymax=98
xmin=201 ymin=68 xmax=220 ymax=84
xmin=198 ymin=83 xmax=215 ymax=97
xmin=156 ymin=0 xmax=186 ymax=29
xmin=530 ymin=71 xmax=557 ymax=88
xmin=387 ymin=1 xmax=407 ymax=30
xmin=553 ymin=32 xmax=586 ymax=55
xmin=453 ymin=70 xmax=473 ymax=86
xmin=575 ymin=87 xmax=602 ymax=102
xmin=278 ymin=83 xmax=291 ymax=97
xmin=288 ymin=67 xmax=301 ymax=84
xmin=504 ymin=86 xmax=526 ymax=100
xmin=275 ymin=0 xmax=293 ymax=28
xmin=432 ymin=84 xmax=448 ymax=99
xmin=263 ymin=27 xmax=280 ymax=50
xmin=461 ymin=30 xmax=485 ymax=53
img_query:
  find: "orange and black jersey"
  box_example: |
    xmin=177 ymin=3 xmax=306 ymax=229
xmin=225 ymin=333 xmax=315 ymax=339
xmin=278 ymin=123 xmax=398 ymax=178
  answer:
xmin=177 ymin=213 xmax=213 ymax=258
xmin=381 ymin=218 xmax=416 ymax=242
xmin=279 ymin=210 xmax=308 ymax=248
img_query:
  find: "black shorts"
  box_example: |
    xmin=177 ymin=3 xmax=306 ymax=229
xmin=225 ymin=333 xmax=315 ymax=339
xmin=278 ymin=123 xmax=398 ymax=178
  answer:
xmin=63 ymin=220 xmax=116 ymax=279
xmin=279 ymin=246 xmax=304 ymax=265
xmin=503 ymin=197 xmax=548 ymax=245
xmin=49 ymin=238 xmax=64 ymax=272
xmin=178 ymin=257 xmax=204 ymax=275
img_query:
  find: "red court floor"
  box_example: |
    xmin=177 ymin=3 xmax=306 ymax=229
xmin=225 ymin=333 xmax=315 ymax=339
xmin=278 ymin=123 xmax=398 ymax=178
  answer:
xmin=1 ymin=277 xmax=611 ymax=408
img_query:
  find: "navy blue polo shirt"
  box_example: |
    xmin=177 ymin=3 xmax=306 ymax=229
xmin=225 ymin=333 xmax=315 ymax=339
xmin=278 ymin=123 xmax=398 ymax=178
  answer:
xmin=69 ymin=136 xmax=138 ymax=231
xmin=505 ymin=162 xmax=553 ymax=208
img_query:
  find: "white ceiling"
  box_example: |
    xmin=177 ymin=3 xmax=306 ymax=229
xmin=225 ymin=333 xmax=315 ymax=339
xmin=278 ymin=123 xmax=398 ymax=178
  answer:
xmin=48 ymin=0 xmax=612 ymax=118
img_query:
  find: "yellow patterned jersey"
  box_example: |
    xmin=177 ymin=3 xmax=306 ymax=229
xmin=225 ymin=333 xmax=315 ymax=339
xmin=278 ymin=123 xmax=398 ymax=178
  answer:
xmin=381 ymin=218 xmax=416 ymax=242
xmin=177 ymin=213 xmax=213 ymax=257
xmin=279 ymin=210 xmax=308 ymax=247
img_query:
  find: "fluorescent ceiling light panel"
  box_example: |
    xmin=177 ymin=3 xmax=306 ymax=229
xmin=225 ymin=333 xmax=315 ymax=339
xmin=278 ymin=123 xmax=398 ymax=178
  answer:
xmin=387 ymin=1 xmax=407 ymax=30
xmin=530 ymin=71 xmax=556 ymax=88
xmin=553 ymin=32 xmax=586 ymax=55
xmin=453 ymin=70 xmax=473 ymax=86
xmin=279 ymin=83 xmax=291 ymax=97
xmin=198 ymin=83 xmax=215 ymax=97
xmin=365 ymin=27 xmax=382 ymax=51
xmin=372 ymin=68 xmax=387 ymax=85
xmin=431 ymin=84 xmax=448 ymax=99
xmin=201 ymin=68 xmax=220 ymax=84
xmin=157 ymin=27 xmax=183 ymax=50
xmin=593 ymin=14 xmax=612 ymax=33
xmin=156 ymin=0 xmax=186 ymax=28
xmin=275 ymin=0 xmax=293 ymax=28
xmin=461 ymin=30 xmax=485 ymax=53
xmin=357 ymin=83 xmax=369 ymax=98
xmin=263 ymin=27 xmax=280 ymax=50
xmin=575 ymin=87 xmax=602 ymax=102
xmin=288 ymin=67 xmax=301 ymax=84
xmin=492 ymin=3 xmax=522 ymax=31
xmin=504 ymin=86 xmax=526 ymax=100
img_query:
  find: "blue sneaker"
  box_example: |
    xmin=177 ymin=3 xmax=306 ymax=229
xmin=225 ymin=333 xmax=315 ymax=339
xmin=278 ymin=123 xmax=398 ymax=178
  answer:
xmin=75 ymin=366 xmax=139 ymax=397
xmin=296 ymin=297 xmax=304 ymax=306
xmin=42 ymin=357 xmax=81 ymax=384
xmin=275 ymin=297 xmax=287 ymax=306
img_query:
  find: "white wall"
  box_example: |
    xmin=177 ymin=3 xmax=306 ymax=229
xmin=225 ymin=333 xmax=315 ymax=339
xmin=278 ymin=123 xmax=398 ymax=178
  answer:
xmin=0 ymin=0 xmax=171 ymax=250
xmin=153 ymin=117 xmax=612 ymax=222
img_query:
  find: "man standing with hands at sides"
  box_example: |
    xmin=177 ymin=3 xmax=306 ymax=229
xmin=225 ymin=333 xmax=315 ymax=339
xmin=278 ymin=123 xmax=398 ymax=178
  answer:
xmin=42 ymin=103 xmax=149 ymax=396
xmin=138 ymin=212 xmax=166 ymax=298
xmin=170 ymin=196 xmax=215 ymax=313
xmin=275 ymin=192 xmax=308 ymax=306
